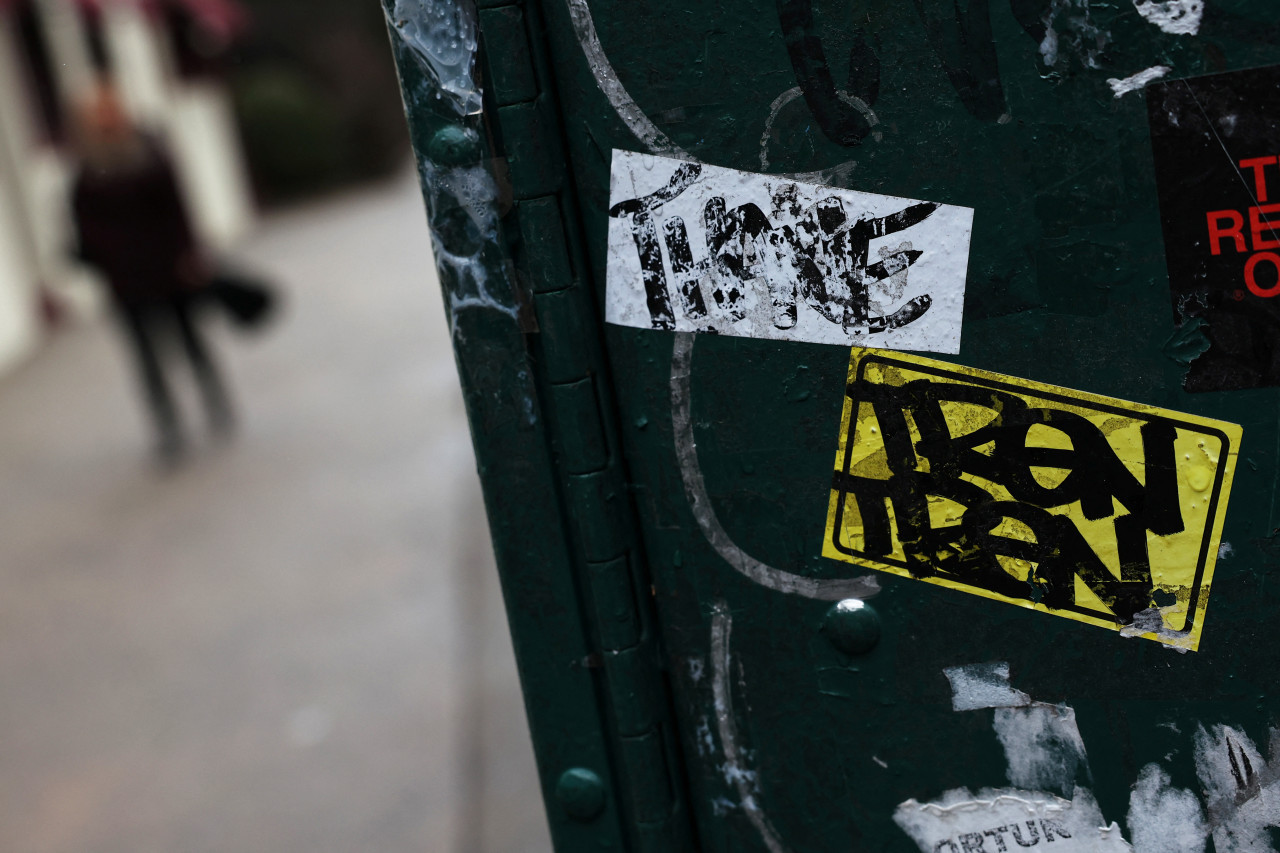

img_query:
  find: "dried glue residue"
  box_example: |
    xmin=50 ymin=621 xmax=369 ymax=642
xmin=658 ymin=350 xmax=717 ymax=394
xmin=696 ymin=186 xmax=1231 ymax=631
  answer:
xmin=388 ymin=0 xmax=481 ymax=116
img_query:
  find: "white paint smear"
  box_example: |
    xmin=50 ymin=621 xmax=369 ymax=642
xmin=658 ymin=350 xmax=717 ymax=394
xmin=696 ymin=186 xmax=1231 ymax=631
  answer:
xmin=895 ymin=787 xmax=1131 ymax=852
xmin=606 ymin=150 xmax=973 ymax=354
xmin=1108 ymin=66 xmax=1172 ymax=98
xmin=1133 ymin=0 xmax=1203 ymax=36
xmin=944 ymin=662 xmax=1031 ymax=712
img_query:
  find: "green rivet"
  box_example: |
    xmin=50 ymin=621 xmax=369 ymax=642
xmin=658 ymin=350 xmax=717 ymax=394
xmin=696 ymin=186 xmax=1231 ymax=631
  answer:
xmin=556 ymin=767 xmax=606 ymax=821
xmin=427 ymin=124 xmax=481 ymax=166
xmin=822 ymin=599 xmax=881 ymax=656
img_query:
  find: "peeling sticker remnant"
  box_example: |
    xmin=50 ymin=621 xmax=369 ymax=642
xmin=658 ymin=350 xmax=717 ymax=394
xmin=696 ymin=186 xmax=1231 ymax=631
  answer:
xmin=1133 ymin=0 xmax=1203 ymax=36
xmin=895 ymin=787 xmax=1131 ymax=852
xmin=606 ymin=150 xmax=974 ymax=354
xmin=822 ymin=348 xmax=1242 ymax=651
xmin=1194 ymin=725 xmax=1280 ymax=852
xmin=943 ymin=662 xmax=1030 ymax=712
xmin=1108 ymin=66 xmax=1171 ymax=98
xmin=1126 ymin=763 xmax=1208 ymax=853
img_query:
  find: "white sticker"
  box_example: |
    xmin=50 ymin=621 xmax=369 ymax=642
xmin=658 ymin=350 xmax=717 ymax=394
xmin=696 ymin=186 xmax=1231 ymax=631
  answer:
xmin=895 ymin=787 xmax=1133 ymax=852
xmin=605 ymin=150 xmax=974 ymax=354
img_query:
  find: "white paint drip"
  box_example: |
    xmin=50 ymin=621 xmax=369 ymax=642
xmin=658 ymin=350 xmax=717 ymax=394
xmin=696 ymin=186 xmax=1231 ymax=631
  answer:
xmin=710 ymin=601 xmax=792 ymax=853
xmin=388 ymin=0 xmax=482 ymax=116
xmin=671 ymin=333 xmax=880 ymax=600
xmin=1194 ymin=725 xmax=1280 ymax=852
xmin=1108 ymin=66 xmax=1172 ymax=98
xmin=895 ymin=787 xmax=1131 ymax=852
xmin=1133 ymin=0 xmax=1203 ymax=36
xmin=943 ymin=662 xmax=1031 ymax=711
xmin=1126 ymin=763 xmax=1208 ymax=853
xmin=564 ymin=0 xmax=687 ymax=158
xmin=1219 ymin=541 xmax=1234 ymax=559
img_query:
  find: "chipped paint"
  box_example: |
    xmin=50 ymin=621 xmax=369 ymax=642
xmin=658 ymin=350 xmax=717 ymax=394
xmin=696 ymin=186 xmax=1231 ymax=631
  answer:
xmin=1133 ymin=0 xmax=1203 ymax=36
xmin=1108 ymin=66 xmax=1172 ymax=98
xmin=672 ymin=333 xmax=880 ymax=600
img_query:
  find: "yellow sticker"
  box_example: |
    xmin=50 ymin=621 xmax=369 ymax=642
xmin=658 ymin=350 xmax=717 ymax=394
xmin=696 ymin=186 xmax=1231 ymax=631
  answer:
xmin=822 ymin=348 xmax=1242 ymax=651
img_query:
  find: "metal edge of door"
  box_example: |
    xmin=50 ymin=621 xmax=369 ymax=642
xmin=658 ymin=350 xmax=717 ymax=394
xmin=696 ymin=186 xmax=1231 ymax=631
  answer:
xmin=381 ymin=0 xmax=697 ymax=850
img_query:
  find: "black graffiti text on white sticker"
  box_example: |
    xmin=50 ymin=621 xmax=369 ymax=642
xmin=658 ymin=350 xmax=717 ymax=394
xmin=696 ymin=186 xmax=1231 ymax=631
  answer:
xmin=605 ymin=151 xmax=974 ymax=354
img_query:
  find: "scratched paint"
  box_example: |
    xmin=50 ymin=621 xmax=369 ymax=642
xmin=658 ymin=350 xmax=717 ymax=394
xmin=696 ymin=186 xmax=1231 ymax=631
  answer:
xmin=823 ymin=348 xmax=1242 ymax=651
xmin=608 ymin=151 xmax=974 ymax=354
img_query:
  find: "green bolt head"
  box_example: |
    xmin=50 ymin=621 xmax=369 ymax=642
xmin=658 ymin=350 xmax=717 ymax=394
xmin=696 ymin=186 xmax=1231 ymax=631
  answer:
xmin=555 ymin=767 xmax=606 ymax=821
xmin=427 ymin=124 xmax=482 ymax=167
xmin=822 ymin=598 xmax=882 ymax=656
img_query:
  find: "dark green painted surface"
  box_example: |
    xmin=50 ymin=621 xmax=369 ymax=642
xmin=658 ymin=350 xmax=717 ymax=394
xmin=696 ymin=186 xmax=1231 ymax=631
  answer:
xmin=387 ymin=1 xmax=1280 ymax=850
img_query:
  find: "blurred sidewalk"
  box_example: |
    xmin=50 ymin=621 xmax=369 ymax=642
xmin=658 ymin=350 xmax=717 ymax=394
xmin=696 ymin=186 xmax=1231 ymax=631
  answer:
xmin=0 ymin=172 xmax=552 ymax=853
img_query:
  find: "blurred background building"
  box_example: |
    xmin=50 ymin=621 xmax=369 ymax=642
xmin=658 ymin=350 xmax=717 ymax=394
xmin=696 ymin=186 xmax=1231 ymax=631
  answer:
xmin=0 ymin=1 xmax=551 ymax=850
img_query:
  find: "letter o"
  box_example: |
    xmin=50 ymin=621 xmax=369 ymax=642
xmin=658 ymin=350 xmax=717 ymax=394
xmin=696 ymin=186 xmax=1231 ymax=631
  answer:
xmin=1245 ymin=252 xmax=1280 ymax=297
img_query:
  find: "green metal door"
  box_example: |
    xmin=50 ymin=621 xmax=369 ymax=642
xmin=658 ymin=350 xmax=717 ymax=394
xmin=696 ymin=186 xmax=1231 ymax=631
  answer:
xmin=383 ymin=1 xmax=1280 ymax=850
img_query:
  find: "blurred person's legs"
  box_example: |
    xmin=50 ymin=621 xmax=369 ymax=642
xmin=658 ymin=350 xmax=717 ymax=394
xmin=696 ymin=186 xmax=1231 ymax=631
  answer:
xmin=118 ymin=302 xmax=183 ymax=461
xmin=171 ymin=295 xmax=235 ymax=437
xmin=115 ymin=296 xmax=235 ymax=463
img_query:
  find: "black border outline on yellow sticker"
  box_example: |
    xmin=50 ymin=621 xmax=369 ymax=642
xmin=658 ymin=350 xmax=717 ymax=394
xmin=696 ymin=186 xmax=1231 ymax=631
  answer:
xmin=822 ymin=348 xmax=1242 ymax=651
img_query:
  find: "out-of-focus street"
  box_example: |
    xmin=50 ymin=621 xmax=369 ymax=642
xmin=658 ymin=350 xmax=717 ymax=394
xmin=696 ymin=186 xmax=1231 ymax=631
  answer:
xmin=0 ymin=171 xmax=553 ymax=853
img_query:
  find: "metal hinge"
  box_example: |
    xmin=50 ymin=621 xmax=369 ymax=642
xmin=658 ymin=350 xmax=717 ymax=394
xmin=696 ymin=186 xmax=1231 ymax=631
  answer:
xmin=477 ymin=2 xmax=696 ymax=850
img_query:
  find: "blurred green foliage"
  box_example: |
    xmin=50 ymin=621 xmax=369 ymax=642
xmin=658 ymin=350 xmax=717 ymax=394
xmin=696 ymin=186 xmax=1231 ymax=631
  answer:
xmin=228 ymin=0 xmax=408 ymax=203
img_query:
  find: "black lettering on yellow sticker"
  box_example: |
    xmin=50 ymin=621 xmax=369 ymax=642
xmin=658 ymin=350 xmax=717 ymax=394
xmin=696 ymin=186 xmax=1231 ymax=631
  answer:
xmin=823 ymin=349 xmax=1242 ymax=651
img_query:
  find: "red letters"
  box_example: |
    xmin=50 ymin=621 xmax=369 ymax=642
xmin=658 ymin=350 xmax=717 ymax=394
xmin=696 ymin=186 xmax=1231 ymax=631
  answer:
xmin=1240 ymin=156 xmax=1277 ymax=202
xmin=1207 ymin=210 xmax=1246 ymax=255
xmin=1246 ymin=253 xmax=1280 ymax=297
xmin=1252 ymin=204 xmax=1280 ymax=250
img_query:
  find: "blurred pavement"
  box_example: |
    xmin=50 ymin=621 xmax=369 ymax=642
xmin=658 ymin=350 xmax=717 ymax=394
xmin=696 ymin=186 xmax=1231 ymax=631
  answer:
xmin=0 ymin=172 xmax=553 ymax=853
